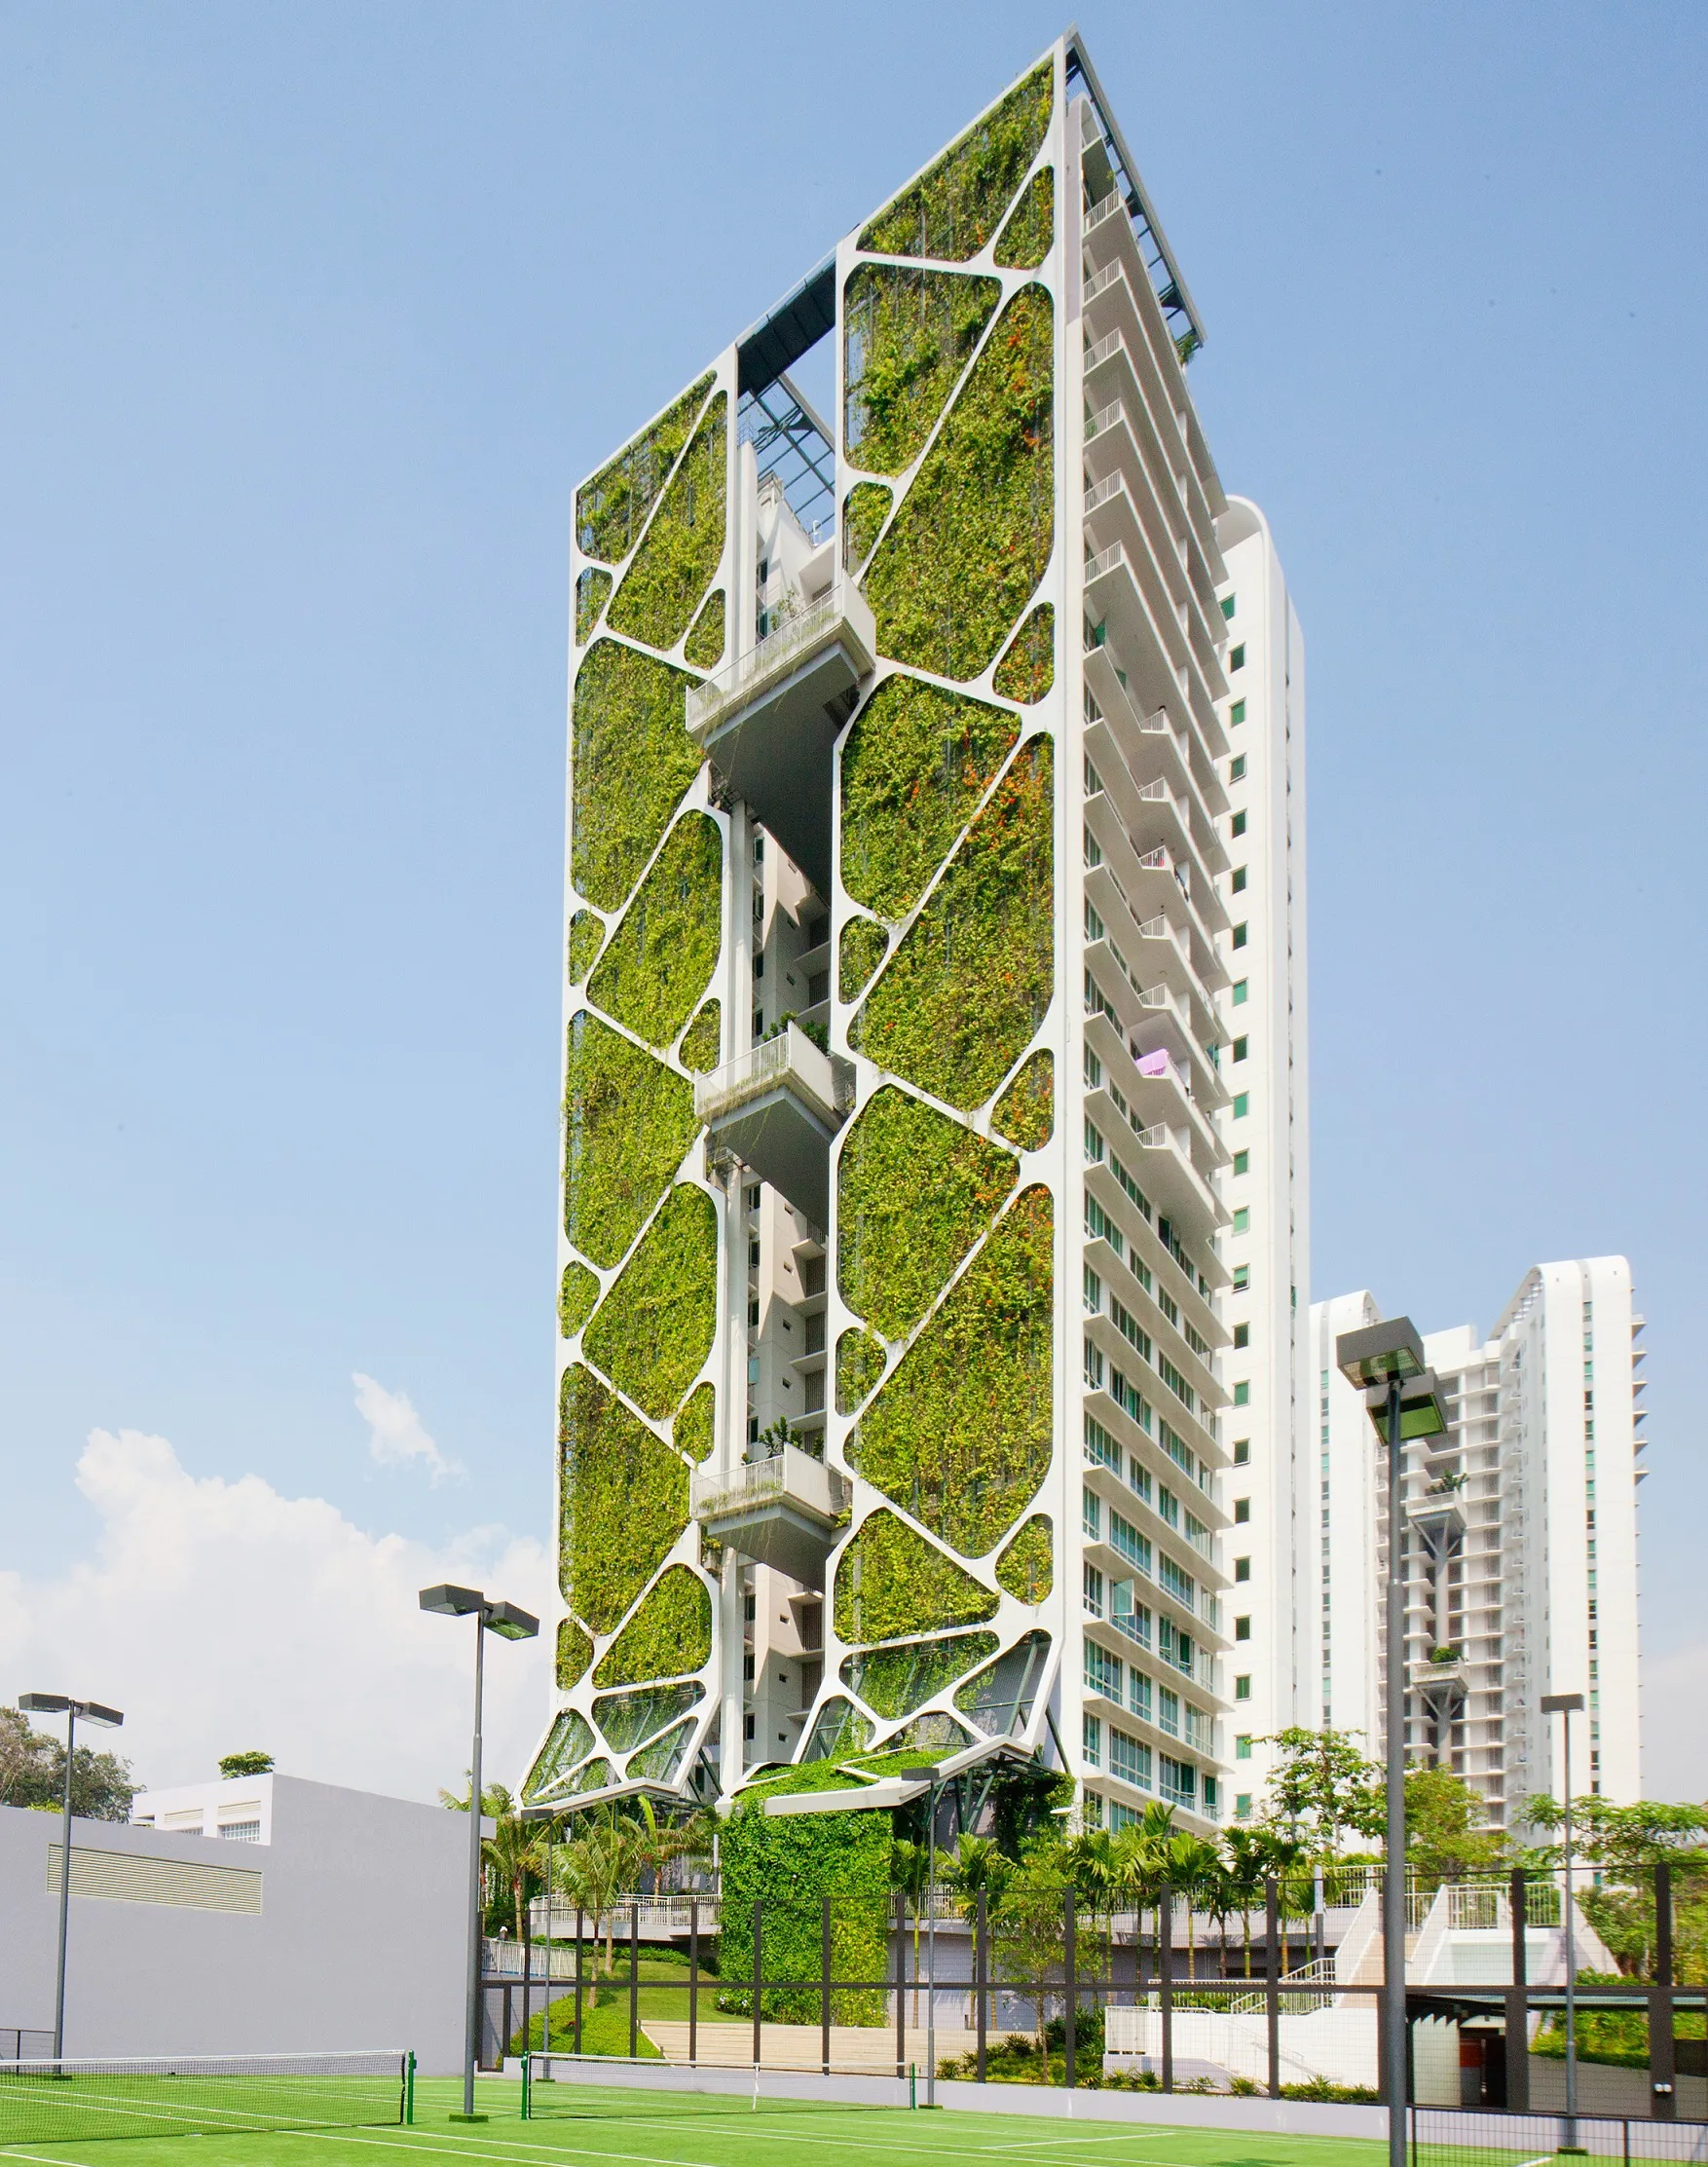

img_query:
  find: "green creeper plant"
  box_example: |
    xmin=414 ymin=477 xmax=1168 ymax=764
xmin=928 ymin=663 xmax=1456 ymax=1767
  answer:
xmin=838 ymin=673 xmax=1019 ymax=919
xmin=835 ymin=1327 xmax=886 ymax=1415
xmin=593 ymin=1563 xmax=713 ymax=1688
xmin=523 ymin=1709 xmax=597 ymax=1802
xmin=586 ymin=811 xmax=724 ymax=1049
xmin=992 ymin=1049 xmax=1055 ymax=1149
xmin=629 ymin=1720 xmax=695 ymax=1782
xmin=683 ymin=588 xmax=725 ymax=668
xmin=837 ymin=918 xmax=887 ymax=1002
xmin=570 ymin=640 xmax=704 ymax=912
xmin=992 ymin=604 xmax=1056 ymax=704
xmin=555 ymin=1618 xmax=594 ymax=1690
xmin=841 ymin=482 xmax=892 ymax=576
xmin=576 ymin=372 xmax=714 ymax=565
xmin=718 ymin=1787 xmax=892 ymax=2023
xmin=581 ymin=1183 xmax=718 ymax=1420
xmin=558 ymin=1261 xmax=601 ymax=1338
xmin=864 ymin=284 xmax=1055 ymax=682
xmin=859 ymin=62 xmax=1052 ymax=262
xmin=677 ymin=999 xmax=722 ymax=1072
xmin=837 ymin=1085 xmax=1017 ymax=1338
xmin=575 ymin=568 xmax=613 ymax=644
xmin=567 ymin=909 xmax=605 ymax=984
xmin=850 ymin=736 xmax=1054 ymax=1111
xmin=842 ymin=266 xmax=999 ymax=475
xmin=801 ymin=1699 xmax=873 ymax=1761
xmin=993 ymin=166 xmax=1054 ymax=270
xmin=834 ymin=1507 xmax=999 ymax=1643
xmin=995 ymin=1514 xmax=1054 ymax=1601
xmin=593 ymin=1681 xmax=704 ymax=1752
xmin=847 ymin=1186 xmax=1054 ymax=1556
xmin=673 ymin=1380 xmax=715 ymax=1463
xmin=607 ymin=393 xmax=728 ymax=653
xmin=562 ymin=1011 xmax=699 ymax=1270
xmin=841 ymin=1630 xmax=998 ymax=1720
xmin=558 ymin=1363 xmax=689 ymax=1633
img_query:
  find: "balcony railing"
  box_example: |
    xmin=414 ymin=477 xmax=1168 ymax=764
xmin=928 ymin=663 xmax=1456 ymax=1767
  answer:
xmin=686 ymin=582 xmax=875 ymax=744
xmin=690 ymin=1443 xmax=851 ymax=1529
xmin=693 ymin=1023 xmax=852 ymax=1132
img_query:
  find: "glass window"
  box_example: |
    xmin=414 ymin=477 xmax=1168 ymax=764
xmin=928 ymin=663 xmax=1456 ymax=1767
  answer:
xmin=1233 ymin=1323 xmax=1249 ymax=1349
xmin=1232 ymin=979 xmax=1248 ymax=1006
xmin=1233 ymin=1207 xmax=1250 ymax=1232
xmin=1235 ymin=1616 xmax=1251 ymax=1642
xmin=1236 ymin=1792 xmax=1253 ymax=1818
xmin=1233 ymin=1438 xmax=1250 ymax=1465
xmin=1232 ymin=1265 xmax=1250 ymax=1292
xmin=1235 ymin=1556 xmax=1250 ymax=1582
xmin=1229 ymin=755 xmax=1246 ymax=782
xmin=1229 ymin=698 xmax=1246 ymax=725
xmin=1230 ymin=644 xmax=1245 ymax=670
xmin=1082 ymin=1713 xmax=1102 ymax=1769
xmin=1233 ymin=1380 xmax=1250 ymax=1406
xmin=1235 ymin=1675 xmax=1251 ymax=1700
xmin=1231 ymin=810 xmax=1246 ymax=838
xmin=1220 ymin=595 xmax=1236 ymax=620
xmin=1236 ymin=1735 xmax=1252 ymax=1760
xmin=1233 ymin=1094 xmax=1249 ymax=1118
xmin=1232 ymin=923 xmax=1247 ymax=950
xmin=1233 ymin=1149 xmax=1249 ymax=1175
xmin=1232 ymin=1035 xmax=1248 ymax=1063
xmin=1234 ymin=1497 xmax=1250 ymax=1523
xmin=1230 ymin=866 xmax=1247 ymax=893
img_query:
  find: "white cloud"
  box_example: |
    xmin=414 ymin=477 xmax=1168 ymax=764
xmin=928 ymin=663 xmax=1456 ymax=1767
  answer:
xmin=0 ymin=1429 xmax=551 ymax=1803
xmin=353 ymin=1372 xmax=463 ymax=1484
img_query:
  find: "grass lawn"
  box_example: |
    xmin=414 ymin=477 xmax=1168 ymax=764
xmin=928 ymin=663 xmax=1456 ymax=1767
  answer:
xmin=508 ymin=1958 xmax=750 ymax=2058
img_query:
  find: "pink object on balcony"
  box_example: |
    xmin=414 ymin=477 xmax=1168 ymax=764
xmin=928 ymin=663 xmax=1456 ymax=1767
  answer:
xmin=1136 ymin=1050 xmax=1171 ymax=1079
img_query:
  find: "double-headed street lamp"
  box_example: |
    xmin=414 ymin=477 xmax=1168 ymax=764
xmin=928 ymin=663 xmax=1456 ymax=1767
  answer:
xmin=1336 ymin=1320 xmax=1449 ymax=2167
xmin=1541 ymin=1690 xmax=1587 ymax=2144
xmin=19 ymin=1692 xmax=125 ymax=2061
xmin=420 ymin=1585 xmax=538 ymax=2122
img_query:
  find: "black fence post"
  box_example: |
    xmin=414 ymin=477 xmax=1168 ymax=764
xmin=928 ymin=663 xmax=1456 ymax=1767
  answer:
xmin=975 ymin=1889 xmax=988 ymax=2083
xmin=1505 ymin=1867 xmax=1529 ymax=2111
xmin=629 ymin=1901 xmax=640 ymax=2061
xmin=752 ymin=1899 xmax=763 ymax=2070
xmin=574 ymin=1906 xmax=584 ymax=2055
xmin=1064 ymin=1887 xmax=1077 ymax=2090
xmin=821 ymin=1893 xmax=832 ymax=2076
xmin=688 ymin=1898 xmax=699 ymax=2068
xmin=1160 ymin=1883 xmax=1173 ymax=2093
xmin=1265 ymin=1874 xmax=1281 ymax=2099
xmin=1651 ymin=1861 xmax=1677 ymax=2120
xmin=894 ymin=1892 xmax=907 ymax=2078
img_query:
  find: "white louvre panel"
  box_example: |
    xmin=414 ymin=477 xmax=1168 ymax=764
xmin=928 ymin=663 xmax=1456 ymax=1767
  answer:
xmin=47 ymin=1844 xmax=263 ymax=1915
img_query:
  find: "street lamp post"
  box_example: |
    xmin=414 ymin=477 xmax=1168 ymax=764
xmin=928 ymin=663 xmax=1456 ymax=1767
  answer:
xmin=19 ymin=1693 xmax=124 ymax=2062
xmin=420 ymin=1586 xmax=538 ymax=2122
xmin=1336 ymin=1321 xmax=1449 ymax=2167
xmin=1541 ymin=1691 xmax=1586 ymax=2147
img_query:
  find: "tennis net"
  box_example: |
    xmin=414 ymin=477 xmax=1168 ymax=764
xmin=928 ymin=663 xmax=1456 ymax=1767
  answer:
xmin=0 ymin=2049 xmax=410 ymax=2145
xmin=523 ymin=2052 xmax=915 ymax=2118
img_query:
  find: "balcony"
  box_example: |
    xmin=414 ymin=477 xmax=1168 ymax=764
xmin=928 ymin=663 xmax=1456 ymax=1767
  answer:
xmin=695 ymin=1024 xmax=853 ymax=1225
xmin=686 ymin=582 xmax=876 ymax=899
xmin=690 ymin=1444 xmax=851 ymax=1589
xmin=1413 ymin=1653 xmax=1469 ymax=1715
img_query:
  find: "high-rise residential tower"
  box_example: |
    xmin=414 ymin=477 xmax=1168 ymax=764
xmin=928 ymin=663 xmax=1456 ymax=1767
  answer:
xmin=525 ymin=35 xmax=1306 ymax=1840
xmin=1300 ymin=1259 xmax=1644 ymax=1832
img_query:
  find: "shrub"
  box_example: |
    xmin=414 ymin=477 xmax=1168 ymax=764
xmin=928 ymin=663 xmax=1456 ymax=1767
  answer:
xmin=582 ymin=1183 xmax=718 ymax=1420
xmin=607 ymin=393 xmax=727 ymax=653
xmin=992 ymin=604 xmax=1055 ymax=704
xmin=847 ymin=1187 xmax=1053 ymax=1556
xmin=593 ymin=1563 xmax=712 ymax=1688
xmin=838 ymin=673 xmax=1019 ymax=919
xmin=864 ymin=284 xmax=1055 ymax=683
xmin=673 ymin=1380 xmax=715 ymax=1463
xmin=841 ymin=1630 xmax=998 ymax=1719
xmin=993 ymin=166 xmax=1054 ymax=271
xmin=837 ymin=917 xmax=888 ymax=1002
xmin=834 ymin=1508 xmax=998 ymax=1643
xmin=835 ymin=1327 xmax=886 ymax=1416
xmin=576 ymin=372 xmax=714 ymax=565
xmin=575 ymin=568 xmax=613 ymax=644
xmin=562 ymin=1010 xmax=700 ymax=1270
xmin=567 ymin=909 xmax=605 ymax=984
xmin=841 ymin=482 xmax=891 ymax=576
xmin=994 ymin=1514 xmax=1054 ymax=1601
xmin=992 ymin=1049 xmax=1054 ymax=1149
xmin=555 ymin=1619 xmax=594 ymax=1690
xmin=850 ymin=736 xmax=1054 ymax=1111
xmin=570 ymin=640 xmax=703 ymax=912
xmin=859 ymin=62 xmax=1052 ymax=262
xmin=558 ymin=1364 xmax=689 ymax=1633
xmin=558 ymin=1261 xmax=600 ymax=1337
xmin=837 ymin=1085 xmax=1016 ymax=1338
xmin=593 ymin=1681 xmax=704 ymax=1752
xmin=683 ymin=588 xmax=725 ymax=668
xmin=843 ymin=266 xmax=998 ymax=476
xmin=677 ymin=999 xmax=722 ymax=1072
xmin=586 ymin=811 xmax=723 ymax=1049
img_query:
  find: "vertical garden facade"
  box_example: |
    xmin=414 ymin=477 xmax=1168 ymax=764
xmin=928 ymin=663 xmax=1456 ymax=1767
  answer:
xmin=527 ymin=37 xmax=1252 ymax=1837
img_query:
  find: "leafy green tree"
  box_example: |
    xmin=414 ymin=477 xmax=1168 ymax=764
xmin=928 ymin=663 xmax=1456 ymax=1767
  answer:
xmin=1258 ymin=1727 xmax=1384 ymax=1857
xmin=0 ymin=1705 xmax=137 ymax=1821
xmin=217 ymin=1751 xmax=275 ymax=1778
xmin=942 ymin=1832 xmax=1012 ymax=1917
xmin=1523 ymin=1795 xmax=1708 ymax=1979
xmin=1404 ymin=1764 xmax=1507 ymax=1887
xmin=991 ymin=1843 xmax=1069 ymax=2071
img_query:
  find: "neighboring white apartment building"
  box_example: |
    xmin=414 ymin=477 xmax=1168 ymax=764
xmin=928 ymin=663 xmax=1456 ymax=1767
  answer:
xmin=1211 ymin=499 xmax=1311 ymax=1811
xmin=1296 ymin=1259 xmax=1644 ymax=1831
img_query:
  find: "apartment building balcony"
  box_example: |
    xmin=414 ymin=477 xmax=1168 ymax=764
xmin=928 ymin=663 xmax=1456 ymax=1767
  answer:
xmin=1407 ymin=1490 xmax=1467 ymax=1562
xmin=1083 ymin=664 xmax=1228 ymax=842
xmin=694 ymin=1024 xmax=853 ymax=1226
xmin=686 ymin=581 xmax=875 ymax=899
xmin=1413 ymin=1653 xmax=1469 ymax=1721
xmin=1085 ymin=1010 xmax=1224 ymax=1171
xmin=1083 ymin=456 xmax=1224 ymax=705
xmin=1082 ymin=943 xmax=1223 ymax=1111
xmin=1083 ymin=792 xmax=1227 ymax=972
xmin=689 ymin=1444 xmax=851 ymax=1590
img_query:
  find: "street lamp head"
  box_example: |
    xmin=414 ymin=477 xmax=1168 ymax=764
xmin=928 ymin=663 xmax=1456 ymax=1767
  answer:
xmin=19 ymin=1694 xmax=70 ymax=1716
xmin=1363 ymin=1368 xmax=1451 ymax=1444
xmin=1336 ymin=1318 xmax=1428 ymax=1391
xmin=1541 ymin=1693 xmax=1586 ymax=1715
xmin=19 ymin=1695 xmax=122 ymax=1728
xmin=74 ymin=1702 xmax=124 ymax=1730
xmin=420 ymin=1584 xmax=485 ymax=1618
xmin=483 ymin=1601 xmax=539 ymax=1642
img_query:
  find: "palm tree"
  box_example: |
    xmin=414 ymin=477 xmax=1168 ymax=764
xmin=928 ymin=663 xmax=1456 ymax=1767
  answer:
xmin=1111 ymin=1803 xmax=1175 ymax=1979
xmin=554 ymin=1816 xmax=627 ymax=1976
xmin=1221 ymin=1827 xmax=1270 ymax=1977
xmin=890 ymin=1838 xmax=929 ymax=2023
xmin=482 ymin=1806 xmax=547 ymax=1944
xmin=943 ymin=1833 xmax=1011 ymax=1920
xmin=1163 ymin=1833 xmax=1222 ymax=1983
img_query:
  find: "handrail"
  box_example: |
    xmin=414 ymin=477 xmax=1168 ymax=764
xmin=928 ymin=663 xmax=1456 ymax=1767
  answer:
xmin=686 ymin=581 xmax=874 ymax=736
xmin=690 ymin=1442 xmax=850 ymax=1526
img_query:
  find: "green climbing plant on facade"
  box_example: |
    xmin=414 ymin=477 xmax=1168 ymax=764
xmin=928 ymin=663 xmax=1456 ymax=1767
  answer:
xmin=835 ymin=1327 xmax=886 ymax=1416
xmin=994 ymin=1513 xmax=1054 ymax=1601
xmin=719 ymin=1790 xmax=891 ymax=2024
xmin=858 ymin=62 xmax=1052 ymax=262
xmin=567 ymin=909 xmax=605 ymax=985
xmin=838 ymin=673 xmax=1019 ymax=920
xmin=992 ymin=1049 xmax=1055 ymax=1149
xmin=992 ymin=604 xmax=1056 ymax=704
xmin=993 ymin=166 xmax=1054 ymax=270
xmin=575 ymin=568 xmax=613 ymax=645
xmin=673 ymin=1380 xmax=715 ymax=1463
xmin=842 ymin=1630 xmax=999 ymax=1719
xmin=558 ymin=1261 xmax=601 ymax=1338
xmin=581 ymin=1183 xmax=718 ymax=1421
xmin=850 ymin=736 xmax=1054 ymax=1111
xmin=523 ymin=1709 xmax=597 ymax=1802
xmin=585 ymin=811 xmax=724 ymax=1049
xmin=576 ymin=372 xmax=714 ymax=566
xmin=684 ymin=589 xmax=725 ymax=668
xmin=607 ymin=393 xmax=728 ymax=653
xmin=592 ymin=1563 xmax=713 ymax=1688
xmin=570 ymin=640 xmax=704 ymax=912
xmin=628 ymin=1720 xmax=694 ymax=1782
xmin=847 ymin=1186 xmax=1054 ymax=1557
xmin=834 ymin=1508 xmax=999 ymax=1643
xmin=837 ymin=1085 xmax=1017 ymax=1339
xmin=677 ymin=999 xmax=722 ymax=1073
xmin=558 ymin=1364 xmax=689 ymax=1634
xmin=837 ymin=918 xmax=888 ymax=1003
xmin=555 ymin=1619 xmax=594 ymax=1690
xmin=864 ymin=283 xmax=1055 ymax=683
xmin=842 ymin=267 xmax=999 ymax=476
xmin=562 ymin=1011 xmax=700 ymax=1270
xmin=841 ymin=482 xmax=891 ymax=576
xmin=594 ymin=1681 xmax=704 ymax=1752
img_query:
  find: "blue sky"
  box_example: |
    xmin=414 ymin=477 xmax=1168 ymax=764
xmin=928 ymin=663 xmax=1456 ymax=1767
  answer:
xmin=1 ymin=3 xmax=1703 ymax=1795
